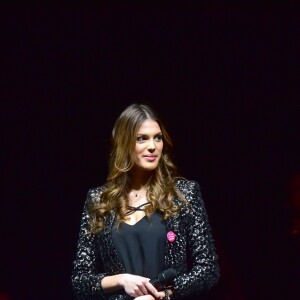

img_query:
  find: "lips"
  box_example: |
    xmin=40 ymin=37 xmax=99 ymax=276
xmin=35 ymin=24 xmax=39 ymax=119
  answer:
xmin=143 ymin=155 xmax=157 ymax=161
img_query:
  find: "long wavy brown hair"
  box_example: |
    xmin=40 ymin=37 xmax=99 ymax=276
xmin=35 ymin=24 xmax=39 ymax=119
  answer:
xmin=88 ymin=103 xmax=186 ymax=234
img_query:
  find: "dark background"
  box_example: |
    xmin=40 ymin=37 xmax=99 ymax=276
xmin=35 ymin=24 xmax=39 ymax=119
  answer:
xmin=1 ymin=4 xmax=299 ymax=300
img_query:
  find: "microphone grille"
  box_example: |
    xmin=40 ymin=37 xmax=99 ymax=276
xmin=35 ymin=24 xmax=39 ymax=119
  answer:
xmin=158 ymin=268 xmax=177 ymax=283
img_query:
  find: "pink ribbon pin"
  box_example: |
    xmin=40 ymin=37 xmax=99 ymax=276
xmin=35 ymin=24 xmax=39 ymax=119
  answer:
xmin=167 ymin=231 xmax=176 ymax=242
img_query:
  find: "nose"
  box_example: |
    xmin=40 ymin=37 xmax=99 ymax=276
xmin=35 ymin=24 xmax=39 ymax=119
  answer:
xmin=147 ymin=139 xmax=156 ymax=152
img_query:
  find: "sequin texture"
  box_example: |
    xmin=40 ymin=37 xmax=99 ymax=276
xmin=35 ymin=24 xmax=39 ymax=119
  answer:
xmin=72 ymin=179 xmax=220 ymax=299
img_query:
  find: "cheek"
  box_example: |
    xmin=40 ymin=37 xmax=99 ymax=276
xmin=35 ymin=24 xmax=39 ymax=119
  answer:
xmin=158 ymin=143 xmax=164 ymax=152
xmin=134 ymin=145 xmax=144 ymax=155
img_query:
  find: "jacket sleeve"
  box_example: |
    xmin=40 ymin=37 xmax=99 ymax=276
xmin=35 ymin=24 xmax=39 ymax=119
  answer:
xmin=173 ymin=181 xmax=220 ymax=298
xmin=71 ymin=189 xmax=108 ymax=300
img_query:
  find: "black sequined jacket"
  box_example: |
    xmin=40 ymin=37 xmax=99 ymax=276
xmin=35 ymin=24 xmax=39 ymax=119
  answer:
xmin=72 ymin=179 xmax=220 ymax=299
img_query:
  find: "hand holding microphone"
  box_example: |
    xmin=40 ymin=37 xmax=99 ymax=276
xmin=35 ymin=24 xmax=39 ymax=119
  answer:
xmin=148 ymin=268 xmax=177 ymax=289
xmin=120 ymin=268 xmax=177 ymax=300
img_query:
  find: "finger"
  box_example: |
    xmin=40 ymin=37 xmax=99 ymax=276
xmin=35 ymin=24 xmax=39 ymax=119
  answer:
xmin=144 ymin=281 xmax=159 ymax=297
xmin=137 ymin=280 xmax=150 ymax=295
xmin=157 ymin=291 xmax=165 ymax=300
xmin=132 ymin=289 xmax=143 ymax=298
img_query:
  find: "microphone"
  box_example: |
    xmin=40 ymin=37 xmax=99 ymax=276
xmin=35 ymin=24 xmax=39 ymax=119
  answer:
xmin=120 ymin=268 xmax=177 ymax=300
xmin=149 ymin=268 xmax=177 ymax=288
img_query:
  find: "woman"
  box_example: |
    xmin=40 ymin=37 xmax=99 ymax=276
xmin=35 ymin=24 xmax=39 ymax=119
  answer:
xmin=72 ymin=104 xmax=219 ymax=300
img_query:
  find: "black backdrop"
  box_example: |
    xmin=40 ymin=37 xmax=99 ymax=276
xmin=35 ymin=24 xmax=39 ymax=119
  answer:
xmin=1 ymin=5 xmax=299 ymax=300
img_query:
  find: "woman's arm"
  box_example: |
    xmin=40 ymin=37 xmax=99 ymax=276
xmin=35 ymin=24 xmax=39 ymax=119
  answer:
xmin=71 ymin=191 xmax=108 ymax=299
xmin=72 ymin=189 xmax=161 ymax=299
xmin=172 ymin=181 xmax=220 ymax=298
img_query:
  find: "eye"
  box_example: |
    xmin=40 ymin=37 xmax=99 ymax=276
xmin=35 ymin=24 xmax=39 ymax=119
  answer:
xmin=137 ymin=135 xmax=147 ymax=142
xmin=155 ymin=134 xmax=163 ymax=142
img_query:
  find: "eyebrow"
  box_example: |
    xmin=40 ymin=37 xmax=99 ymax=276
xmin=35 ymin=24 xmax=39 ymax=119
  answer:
xmin=137 ymin=132 xmax=162 ymax=136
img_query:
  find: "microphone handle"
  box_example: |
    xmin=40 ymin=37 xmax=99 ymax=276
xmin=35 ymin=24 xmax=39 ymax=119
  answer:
xmin=149 ymin=277 xmax=160 ymax=287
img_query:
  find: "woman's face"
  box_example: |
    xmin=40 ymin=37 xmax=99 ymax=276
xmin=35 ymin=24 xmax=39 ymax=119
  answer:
xmin=132 ymin=119 xmax=163 ymax=172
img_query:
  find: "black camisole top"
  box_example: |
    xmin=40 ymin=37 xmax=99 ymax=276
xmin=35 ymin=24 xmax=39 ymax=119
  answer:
xmin=112 ymin=212 xmax=166 ymax=279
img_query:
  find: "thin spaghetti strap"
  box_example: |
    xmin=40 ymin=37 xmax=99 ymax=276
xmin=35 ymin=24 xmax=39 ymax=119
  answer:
xmin=125 ymin=202 xmax=151 ymax=216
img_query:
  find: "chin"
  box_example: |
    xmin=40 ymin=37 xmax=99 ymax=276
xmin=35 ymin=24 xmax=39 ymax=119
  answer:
xmin=136 ymin=164 xmax=159 ymax=172
xmin=142 ymin=166 xmax=158 ymax=172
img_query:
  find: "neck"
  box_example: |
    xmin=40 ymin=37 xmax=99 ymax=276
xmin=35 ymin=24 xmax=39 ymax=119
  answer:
xmin=128 ymin=168 xmax=153 ymax=191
